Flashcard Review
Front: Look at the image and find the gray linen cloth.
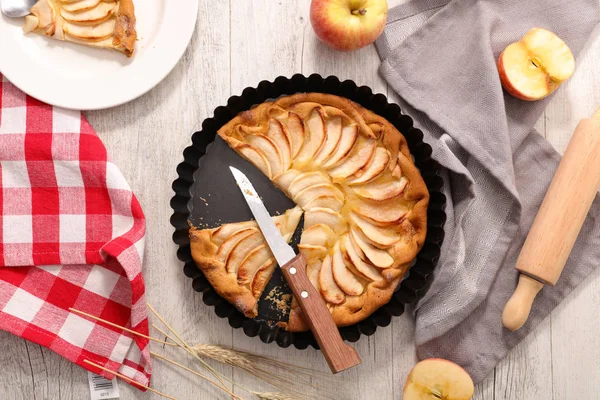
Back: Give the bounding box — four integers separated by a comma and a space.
375, 0, 600, 383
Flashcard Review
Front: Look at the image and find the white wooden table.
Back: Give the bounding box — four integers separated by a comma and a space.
2, 1, 600, 399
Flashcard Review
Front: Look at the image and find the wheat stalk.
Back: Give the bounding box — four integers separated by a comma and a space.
251, 392, 297, 400
192, 344, 338, 400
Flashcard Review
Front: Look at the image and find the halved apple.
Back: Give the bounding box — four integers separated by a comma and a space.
304, 208, 346, 234
245, 135, 283, 176
285, 112, 305, 158
61, 2, 115, 24
328, 137, 377, 179
287, 171, 331, 198
403, 359, 474, 400
304, 195, 344, 212
61, 0, 102, 13
266, 119, 292, 171
498, 27, 575, 101
295, 108, 326, 163
235, 145, 272, 178
348, 147, 390, 185
350, 213, 401, 248
354, 176, 408, 201
293, 184, 344, 209
332, 242, 364, 296
272, 169, 300, 192
322, 124, 358, 168
342, 235, 381, 282
318, 254, 345, 304
216, 228, 257, 264
314, 116, 342, 164
237, 245, 273, 285
350, 228, 393, 268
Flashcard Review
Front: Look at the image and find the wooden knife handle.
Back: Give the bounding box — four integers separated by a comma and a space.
281, 254, 362, 373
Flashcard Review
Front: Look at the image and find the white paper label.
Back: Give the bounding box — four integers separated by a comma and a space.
88, 371, 120, 400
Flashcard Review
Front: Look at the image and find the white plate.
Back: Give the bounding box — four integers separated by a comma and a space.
0, 1, 198, 110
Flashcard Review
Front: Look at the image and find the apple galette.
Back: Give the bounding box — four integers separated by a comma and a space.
190, 93, 429, 332
23, 0, 136, 57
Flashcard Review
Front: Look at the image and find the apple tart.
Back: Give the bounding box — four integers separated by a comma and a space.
190, 93, 429, 332
23, 0, 136, 57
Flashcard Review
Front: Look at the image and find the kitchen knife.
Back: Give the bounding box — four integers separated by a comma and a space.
230, 166, 362, 373
502, 108, 600, 331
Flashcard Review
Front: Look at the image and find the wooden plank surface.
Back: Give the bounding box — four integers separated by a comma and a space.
2, 1, 599, 399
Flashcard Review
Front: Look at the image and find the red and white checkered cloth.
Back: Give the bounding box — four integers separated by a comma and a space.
0, 74, 151, 388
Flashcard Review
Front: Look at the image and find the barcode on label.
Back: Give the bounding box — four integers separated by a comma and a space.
87, 371, 120, 400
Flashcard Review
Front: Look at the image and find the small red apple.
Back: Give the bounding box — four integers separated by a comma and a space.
498, 28, 575, 101
310, 0, 388, 52
403, 358, 475, 400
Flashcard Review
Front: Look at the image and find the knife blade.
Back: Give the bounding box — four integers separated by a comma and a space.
229, 166, 296, 266
230, 166, 362, 374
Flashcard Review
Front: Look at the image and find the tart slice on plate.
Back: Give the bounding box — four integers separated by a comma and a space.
23, 0, 137, 57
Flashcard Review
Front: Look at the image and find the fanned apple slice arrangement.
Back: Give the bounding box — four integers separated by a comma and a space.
189, 93, 429, 332
23, 0, 137, 57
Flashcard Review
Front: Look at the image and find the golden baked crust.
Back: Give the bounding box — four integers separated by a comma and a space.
23, 0, 137, 57
192, 93, 429, 331
190, 207, 303, 318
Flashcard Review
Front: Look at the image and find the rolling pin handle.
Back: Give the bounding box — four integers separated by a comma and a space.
502, 274, 544, 331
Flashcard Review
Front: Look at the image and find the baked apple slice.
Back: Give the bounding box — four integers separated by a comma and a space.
216, 228, 257, 263
332, 242, 364, 296
62, 0, 102, 12
295, 108, 326, 163
237, 145, 272, 178
285, 112, 305, 158
304, 195, 344, 212
61, 2, 115, 23
299, 224, 336, 248
304, 207, 346, 234
350, 228, 394, 268
272, 169, 301, 192
287, 171, 331, 197
237, 245, 274, 285
328, 137, 377, 179
245, 135, 284, 176
225, 231, 264, 274
322, 124, 358, 168
354, 176, 408, 201
342, 235, 381, 282
352, 199, 409, 225
348, 147, 390, 185
318, 254, 345, 304
314, 116, 342, 164
350, 213, 401, 248
293, 184, 344, 209
266, 120, 292, 171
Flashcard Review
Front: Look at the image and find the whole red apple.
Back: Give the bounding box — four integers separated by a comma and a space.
310, 0, 388, 52
498, 28, 575, 101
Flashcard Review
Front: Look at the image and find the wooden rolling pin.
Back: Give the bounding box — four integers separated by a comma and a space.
502, 108, 600, 331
